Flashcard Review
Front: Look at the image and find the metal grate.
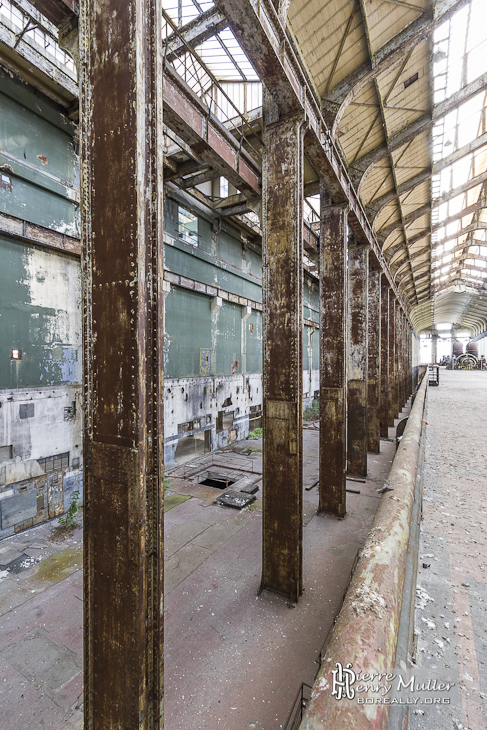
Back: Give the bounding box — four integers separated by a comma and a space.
284, 683, 312, 730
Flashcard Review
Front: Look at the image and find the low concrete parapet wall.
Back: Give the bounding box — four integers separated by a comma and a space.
300, 374, 428, 730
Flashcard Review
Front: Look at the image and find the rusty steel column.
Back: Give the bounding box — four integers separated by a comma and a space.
431, 333, 438, 364
394, 300, 401, 417
379, 282, 389, 437
261, 108, 304, 602
387, 294, 396, 425
319, 190, 348, 516
401, 312, 408, 407
367, 269, 381, 453
347, 240, 369, 477
80, 0, 164, 727
411, 328, 414, 393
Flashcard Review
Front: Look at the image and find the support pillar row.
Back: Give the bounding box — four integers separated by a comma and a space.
319, 191, 348, 517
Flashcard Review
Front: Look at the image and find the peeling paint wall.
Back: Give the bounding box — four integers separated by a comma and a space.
0, 235, 81, 389
0, 69, 82, 538
0, 65, 324, 532
0, 385, 82, 538
162, 193, 321, 467
0, 68, 79, 236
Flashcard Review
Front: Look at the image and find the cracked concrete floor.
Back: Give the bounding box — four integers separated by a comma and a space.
410, 369, 487, 730
0, 423, 403, 730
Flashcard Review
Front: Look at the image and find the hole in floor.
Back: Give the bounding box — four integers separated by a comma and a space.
199, 476, 236, 489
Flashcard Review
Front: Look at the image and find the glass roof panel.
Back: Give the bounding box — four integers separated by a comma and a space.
431, 0, 487, 296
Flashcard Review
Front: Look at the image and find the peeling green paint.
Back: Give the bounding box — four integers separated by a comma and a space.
0, 235, 81, 388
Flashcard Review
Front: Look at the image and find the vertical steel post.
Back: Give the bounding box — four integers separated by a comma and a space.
401, 312, 407, 407
319, 189, 348, 516
431, 334, 438, 364
379, 282, 390, 438
388, 294, 396, 425
367, 269, 381, 453
399, 311, 404, 409
347, 241, 369, 477
80, 0, 164, 726
394, 300, 401, 417
261, 108, 304, 602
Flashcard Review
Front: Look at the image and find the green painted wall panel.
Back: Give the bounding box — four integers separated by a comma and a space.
0, 68, 76, 136
0, 91, 77, 183
0, 176, 78, 235
164, 288, 212, 378
312, 327, 320, 370
248, 248, 262, 279
165, 244, 262, 302
214, 300, 242, 375
218, 229, 243, 268
0, 236, 81, 389
245, 311, 262, 373
303, 326, 310, 370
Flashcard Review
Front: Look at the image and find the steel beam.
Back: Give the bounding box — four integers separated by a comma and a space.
379, 282, 390, 437
322, 0, 469, 137
350, 72, 487, 190
352, 116, 432, 192
26, 0, 76, 26
163, 7, 227, 61
377, 204, 431, 245
213, 0, 412, 326
261, 107, 304, 602
163, 64, 261, 196
368, 169, 432, 223
387, 291, 396, 426
319, 192, 348, 516
79, 0, 164, 726
367, 270, 381, 453
347, 241, 369, 477
432, 171, 487, 208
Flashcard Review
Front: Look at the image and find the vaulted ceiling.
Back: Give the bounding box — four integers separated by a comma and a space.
159, 0, 487, 334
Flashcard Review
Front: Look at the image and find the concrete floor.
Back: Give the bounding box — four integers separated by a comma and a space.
0, 414, 407, 730
409, 369, 487, 730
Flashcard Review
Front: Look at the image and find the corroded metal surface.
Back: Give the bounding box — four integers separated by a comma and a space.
387, 292, 396, 426
379, 282, 389, 437
261, 107, 304, 602
367, 270, 381, 453
80, 0, 164, 726
300, 373, 428, 730
347, 242, 369, 477
319, 192, 348, 517
393, 299, 401, 418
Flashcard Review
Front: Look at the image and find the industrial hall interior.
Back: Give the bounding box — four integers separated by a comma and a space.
1, 0, 487, 728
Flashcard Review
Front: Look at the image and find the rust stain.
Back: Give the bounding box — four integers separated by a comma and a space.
261, 111, 304, 602
319, 191, 348, 517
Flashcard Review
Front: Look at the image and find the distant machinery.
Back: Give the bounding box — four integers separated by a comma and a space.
447, 340, 486, 370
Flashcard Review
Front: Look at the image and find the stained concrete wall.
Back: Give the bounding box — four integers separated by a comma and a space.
0, 236, 82, 389
0, 384, 82, 538
0, 69, 323, 532
0, 68, 82, 537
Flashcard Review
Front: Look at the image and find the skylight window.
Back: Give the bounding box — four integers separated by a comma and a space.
431, 0, 487, 298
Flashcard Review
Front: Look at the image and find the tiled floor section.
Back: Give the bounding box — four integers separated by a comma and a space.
0, 416, 407, 730
410, 369, 487, 730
